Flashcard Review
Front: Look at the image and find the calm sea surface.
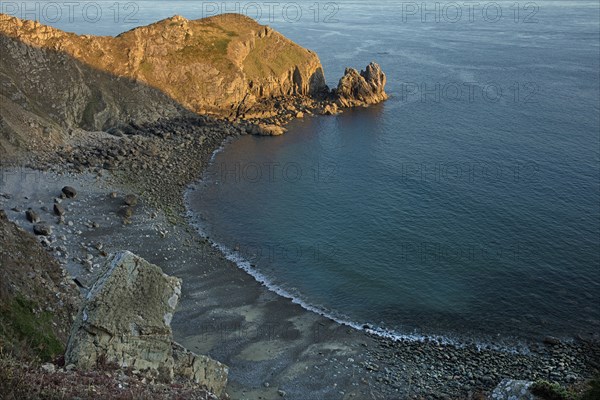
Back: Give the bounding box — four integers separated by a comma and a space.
24, 1, 600, 347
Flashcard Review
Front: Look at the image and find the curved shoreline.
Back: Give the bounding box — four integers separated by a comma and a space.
2, 115, 598, 399
183, 140, 536, 356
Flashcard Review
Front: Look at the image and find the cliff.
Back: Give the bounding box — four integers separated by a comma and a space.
0, 13, 386, 158
0, 13, 326, 117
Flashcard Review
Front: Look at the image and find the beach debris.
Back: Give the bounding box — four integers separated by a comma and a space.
62, 186, 77, 198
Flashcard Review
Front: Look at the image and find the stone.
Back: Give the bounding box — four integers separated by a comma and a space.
488, 379, 535, 400
278, 389, 287, 397
41, 363, 56, 373
118, 206, 134, 219
62, 186, 77, 199
247, 123, 286, 136
33, 223, 52, 236
0, 210, 6, 221
335, 62, 388, 108
65, 251, 228, 395
172, 342, 228, 396
26, 208, 40, 223
323, 103, 339, 115
53, 203, 65, 216
124, 194, 138, 206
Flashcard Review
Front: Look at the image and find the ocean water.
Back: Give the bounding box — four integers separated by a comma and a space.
186, 1, 600, 346
15, 1, 600, 346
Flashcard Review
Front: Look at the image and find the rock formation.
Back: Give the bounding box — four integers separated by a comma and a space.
334, 62, 388, 107
65, 251, 228, 396
0, 12, 388, 156
0, 13, 327, 119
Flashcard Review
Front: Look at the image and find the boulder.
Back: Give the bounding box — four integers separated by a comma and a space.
53, 203, 65, 216
488, 379, 535, 400
334, 62, 388, 108
62, 186, 77, 198
33, 223, 52, 236
247, 123, 286, 136
124, 194, 138, 206
65, 251, 228, 395
25, 208, 39, 223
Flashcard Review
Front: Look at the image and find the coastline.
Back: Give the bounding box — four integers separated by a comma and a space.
1, 115, 598, 399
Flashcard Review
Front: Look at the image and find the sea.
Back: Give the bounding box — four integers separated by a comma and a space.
14, 0, 600, 349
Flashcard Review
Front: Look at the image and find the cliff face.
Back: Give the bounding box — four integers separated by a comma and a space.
0, 13, 327, 117
0, 13, 386, 157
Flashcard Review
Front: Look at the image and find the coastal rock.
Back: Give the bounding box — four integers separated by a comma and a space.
124, 194, 138, 206
247, 123, 287, 136
61, 186, 77, 199
64, 251, 228, 395
53, 203, 65, 216
33, 223, 52, 236
25, 208, 39, 223
488, 379, 535, 400
334, 62, 388, 107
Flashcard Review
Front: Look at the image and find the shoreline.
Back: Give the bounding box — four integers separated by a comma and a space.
184, 145, 536, 356
1, 116, 599, 399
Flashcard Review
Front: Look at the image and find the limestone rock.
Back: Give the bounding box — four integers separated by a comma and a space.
172, 342, 229, 396
335, 62, 388, 107
65, 251, 228, 395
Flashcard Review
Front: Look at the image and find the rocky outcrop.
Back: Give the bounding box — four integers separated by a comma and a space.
65, 251, 228, 396
334, 62, 388, 107
0, 13, 328, 119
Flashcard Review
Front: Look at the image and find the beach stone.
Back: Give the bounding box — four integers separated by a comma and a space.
124, 194, 138, 206
53, 203, 65, 216
65, 251, 228, 395
33, 223, 52, 236
26, 208, 40, 223
62, 186, 77, 198
0, 210, 6, 221
118, 206, 134, 219
488, 379, 535, 400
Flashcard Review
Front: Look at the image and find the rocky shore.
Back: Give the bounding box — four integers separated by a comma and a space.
2, 112, 599, 398
1, 11, 599, 400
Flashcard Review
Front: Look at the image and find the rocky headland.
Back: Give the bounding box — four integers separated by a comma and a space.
0, 12, 387, 158
1, 11, 599, 400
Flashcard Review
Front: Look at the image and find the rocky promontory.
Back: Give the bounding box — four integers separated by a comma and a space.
0, 12, 387, 157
